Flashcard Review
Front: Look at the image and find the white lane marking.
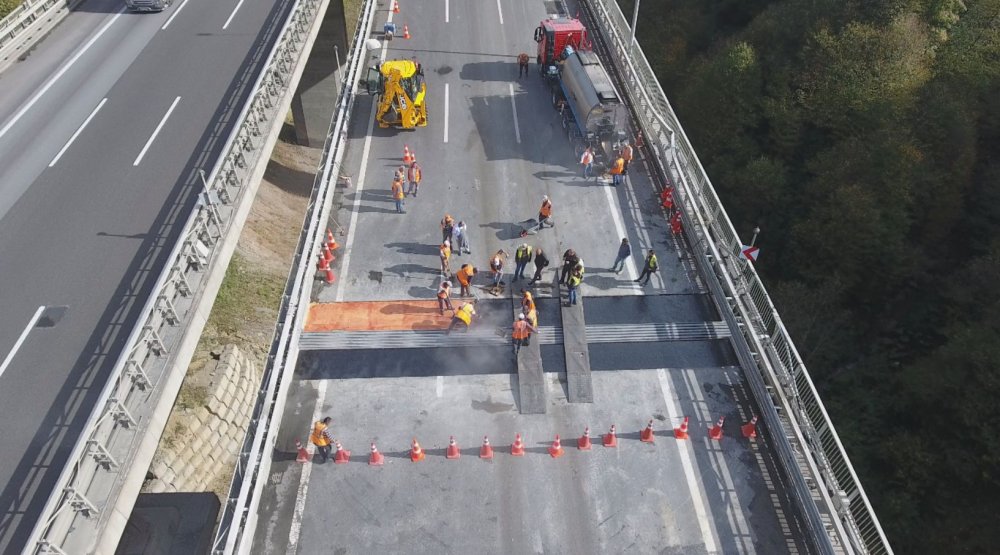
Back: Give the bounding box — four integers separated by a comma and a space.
0, 10, 124, 142
657, 369, 721, 553
508, 83, 520, 144
443, 83, 449, 143
161, 0, 192, 30
222, 0, 247, 30
287, 379, 328, 553
436, 375, 443, 398
496, 0, 503, 24
0, 306, 46, 380
49, 98, 107, 167
445, 0, 449, 22
333, 11, 393, 302
133, 96, 181, 166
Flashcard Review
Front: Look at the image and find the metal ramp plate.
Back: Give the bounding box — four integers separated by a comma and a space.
561, 297, 593, 403
516, 334, 546, 414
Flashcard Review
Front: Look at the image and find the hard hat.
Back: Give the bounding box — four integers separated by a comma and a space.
543, 195, 549, 201
518, 313, 525, 320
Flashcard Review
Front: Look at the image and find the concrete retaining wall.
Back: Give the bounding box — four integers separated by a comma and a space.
146, 346, 259, 493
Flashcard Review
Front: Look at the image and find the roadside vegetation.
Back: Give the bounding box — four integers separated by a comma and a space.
0, 0, 23, 20
623, 0, 1000, 551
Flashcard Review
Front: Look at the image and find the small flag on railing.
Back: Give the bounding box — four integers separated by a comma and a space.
741, 245, 760, 262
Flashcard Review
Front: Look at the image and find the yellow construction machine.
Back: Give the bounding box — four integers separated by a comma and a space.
365, 60, 428, 129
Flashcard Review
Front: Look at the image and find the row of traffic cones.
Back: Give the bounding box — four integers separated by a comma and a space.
315, 228, 340, 284
305, 417, 759, 465
390, 1, 412, 38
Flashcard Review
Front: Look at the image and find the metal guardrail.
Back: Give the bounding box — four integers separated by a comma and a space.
0, 0, 82, 63
210, 0, 379, 552
22, 0, 327, 551
581, 0, 893, 553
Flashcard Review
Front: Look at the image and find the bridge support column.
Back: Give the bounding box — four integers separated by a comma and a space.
290, 0, 349, 146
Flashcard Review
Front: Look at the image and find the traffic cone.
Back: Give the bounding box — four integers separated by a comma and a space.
446, 435, 460, 459
392, 0, 399, 13
741, 416, 758, 439
709, 416, 725, 440
403, 24, 411, 39
295, 439, 311, 463
333, 441, 350, 464
326, 229, 339, 251
640, 419, 655, 443
603, 424, 618, 448
549, 434, 564, 458
511, 433, 525, 456
673, 416, 689, 440
479, 436, 494, 460
577, 427, 592, 450
410, 438, 425, 462
369, 442, 385, 466
324, 267, 335, 285
323, 245, 333, 262
317, 252, 329, 272
403, 145, 413, 164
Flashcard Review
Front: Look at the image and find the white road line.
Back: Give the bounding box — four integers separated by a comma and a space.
0, 306, 46, 380
657, 368, 721, 553
161, 0, 191, 30
443, 83, 449, 143
133, 96, 181, 166
222, 0, 246, 30
496, 0, 503, 24
49, 98, 106, 167
445, 0, 449, 22
436, 375, 444, 398
333, 12, 393, 302
287, 379, 328, 553
0, 10, 124, 142
508, 83, 520, 144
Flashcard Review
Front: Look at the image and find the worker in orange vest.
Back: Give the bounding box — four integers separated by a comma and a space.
406, 161, 422, 196
521, 290, 536, 314
456, 264, 477, 297
580, 146, 594, 179
511, 313, 538, 354
517, 52, 530, 78
621, 141, 634, 173
310, 416, 334, 463
437, 281, 454, 315
439, 239, 452, 276
391, 174, 405, 213
537, 195, 553, 229
447, 301, 477, 334
440, 214, 455, 244
609, 155, 625, 186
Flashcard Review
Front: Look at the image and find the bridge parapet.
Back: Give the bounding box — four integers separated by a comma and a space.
579, 1, 892, 553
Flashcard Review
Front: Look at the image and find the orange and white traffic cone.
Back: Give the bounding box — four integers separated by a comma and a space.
403, 24, 411, 39
674, 416, 689, 440
709, 416, 725, 440
741, 416, 758, 439
603, 424, 618, 448
326, 229, 339, 251
577, 427, 592, 450
511, 433, 525, 456
549, 434, 564, 458
403, 145, 413, 164
295, 439, 311, 463
446, 435, 460, 459
480, 436, 494, 460
316, 253, 335, 285
323, 245, 333, 262
333, 441, 350, 464
640, 419, 655, 443
410, 438, 425, 462
392, 0, 399, 13
369, 442, 385, 466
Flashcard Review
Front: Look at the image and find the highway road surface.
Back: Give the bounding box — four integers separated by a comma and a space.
250, 0, 817, 553
0, 0, 296, 551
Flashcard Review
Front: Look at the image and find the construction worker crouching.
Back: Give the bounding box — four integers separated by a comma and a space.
447, 301, 476, 334
512, 313, 538, 355
310, 416, 334, 463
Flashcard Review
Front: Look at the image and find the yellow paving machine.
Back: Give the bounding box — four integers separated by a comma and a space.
365, 60, 428, 129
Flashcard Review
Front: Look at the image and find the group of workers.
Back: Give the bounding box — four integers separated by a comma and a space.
580, 140, 634, 186
391, 160, 422, 213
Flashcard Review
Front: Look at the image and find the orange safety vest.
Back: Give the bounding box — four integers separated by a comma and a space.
539, 201, 552, 218
456, 304, 474, 325
580, 150, 593, 165
408, 165, 421, 183
518, 53, 529, 65
512, 320, 530, 340
392, 180, 404, 200
437, 287, 449, 299
310, 421, 330, 447
611, 157, 624, 175
457, 266, 474, 285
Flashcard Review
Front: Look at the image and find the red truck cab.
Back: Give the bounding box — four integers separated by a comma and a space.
534, 17, 588, 68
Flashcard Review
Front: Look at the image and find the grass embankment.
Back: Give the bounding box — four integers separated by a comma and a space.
0, 0, 25, 19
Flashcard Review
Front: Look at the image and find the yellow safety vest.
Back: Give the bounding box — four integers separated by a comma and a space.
456, 304, 474, 325
310, 421, 330, 447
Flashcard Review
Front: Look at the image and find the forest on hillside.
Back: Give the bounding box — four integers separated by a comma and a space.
622, 0, 1000, 552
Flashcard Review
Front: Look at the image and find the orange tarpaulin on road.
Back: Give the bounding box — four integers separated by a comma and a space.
304, 301, 452, 332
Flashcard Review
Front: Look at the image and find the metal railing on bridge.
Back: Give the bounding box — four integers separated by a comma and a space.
23, 0, 328, 551
579, 0, 893, 553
